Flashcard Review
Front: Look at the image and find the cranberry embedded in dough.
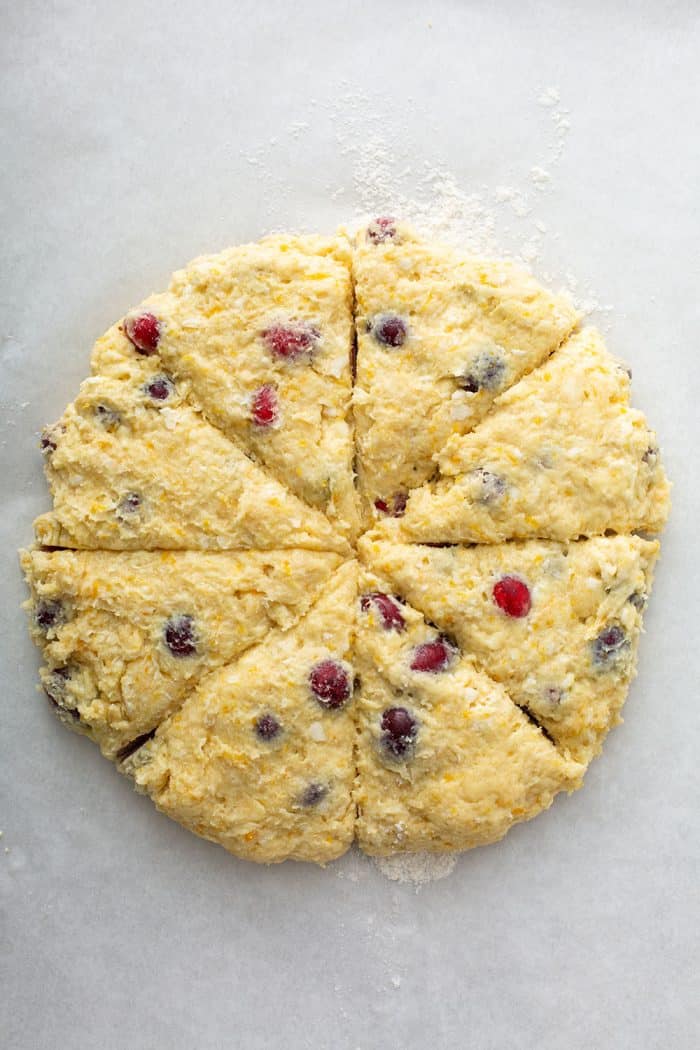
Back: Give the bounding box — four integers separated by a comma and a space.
492, 576, 532, 618
124, 311, 161, 355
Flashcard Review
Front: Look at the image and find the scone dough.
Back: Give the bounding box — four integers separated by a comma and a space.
22, 222, 671, 865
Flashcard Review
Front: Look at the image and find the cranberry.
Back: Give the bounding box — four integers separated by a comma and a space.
380, 707, 418, 758
592, 625, 628, 665
309, 659, 351, 710
410, 637, 456, 673
40, 427, 58, 454
163, 615, 197, 657
300, 783, 327, 807
255, 713, 281, 741
367, 216, 397, 244
470, 468, 506, 504
35, 600, 64, 632
360, 592, 405, 632
374, 491, 408, 517
95, 404, 122, 431
262, 321, 319, 360
460, 349, 506, 393
124, 311, 161, 355
543, 685, 564, 705
251, 384, 279, 427
117, 492, 142, 517
493, 576, 531, 618
144, 375, 175, 401
628, 591, 647, 610
370, 314, 408, 348
44, 667, 79, 719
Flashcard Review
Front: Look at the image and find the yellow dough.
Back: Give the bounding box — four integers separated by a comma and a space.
21, 221, 671, 865
354, 567, 583, 855
35, 373, 347, 553
123, 562, 357, 864
359, 533, 659, 764
92, 236, 359, 541
21, 548, 343, 758
352, 221, 579, 519
383, 327, 671, 544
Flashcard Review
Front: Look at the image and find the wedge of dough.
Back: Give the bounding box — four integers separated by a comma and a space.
21, 548, 343, 758
122, 562, 357, 865
91, 235, 359, 540
383, 327, 671, 544
359, 534, 659, 764
352, 221, 579, 518
354, 567, 583, 855
35, 373, 347, 553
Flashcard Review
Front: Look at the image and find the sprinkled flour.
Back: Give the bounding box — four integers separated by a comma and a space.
373, 851, 458, 886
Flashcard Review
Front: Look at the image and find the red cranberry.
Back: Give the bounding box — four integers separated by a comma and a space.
460, 350, 506, 393
163, 615, 197, 657
374, 491, 408, 517
370, 314, 408, 348
124, 312, 161, 355
410, 637, 456, 673
381, 706, 418, 758
262, 321, 319, 360
255, 713, 281, 741
360, 592, 405, 632
145, 375, 175, 401
367, 217, 397, 244
251, 384, 279, 427
493, 576, 531, 618
309, 659, 351, 710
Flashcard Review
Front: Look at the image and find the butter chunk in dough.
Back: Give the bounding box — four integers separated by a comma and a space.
354, 567, 583, 856
359, 534, 659, 765
35, 373, 347, 553
123, 561, 358, 865
385, 327, 670, 544
21, 548, 343, 758
91, 236, 359, 540
353, 222, 579, 517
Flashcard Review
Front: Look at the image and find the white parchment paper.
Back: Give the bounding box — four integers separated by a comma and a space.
1, 3, 698, 1048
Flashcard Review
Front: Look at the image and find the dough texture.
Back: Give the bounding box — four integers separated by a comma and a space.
22, 223, 670, 864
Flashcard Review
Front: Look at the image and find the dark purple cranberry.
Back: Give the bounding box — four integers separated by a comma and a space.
360, 592, 406, 632
255, 713, 281, 741
374, 491, 408, 518
493, 576, 532, 618
40, 427, 59, 454
35, 600, 64, 632
628, 591, 647, 610
309, 659, 351, 710
124, 311, 161, 355
300, 782, 328, 807
44, 667, 79, 720
262, 321, 320, 360
163, 615, 197, 657
117, 492, 142, 517
592, 624, 628, 666
380, 706, 418, 758
367, 216, 397, 244
410, 637, 456, 673
470, 468, 507, 504
144, 375, 175, 401
460, 349, 506, 393
251, 384, 279, 427
369, 314, 408, 348
95, 404, 122, 431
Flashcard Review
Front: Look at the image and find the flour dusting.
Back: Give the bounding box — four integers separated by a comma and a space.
373, 851, 458, 886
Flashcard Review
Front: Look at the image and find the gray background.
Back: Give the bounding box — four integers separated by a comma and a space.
1, 2, 698, 1048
